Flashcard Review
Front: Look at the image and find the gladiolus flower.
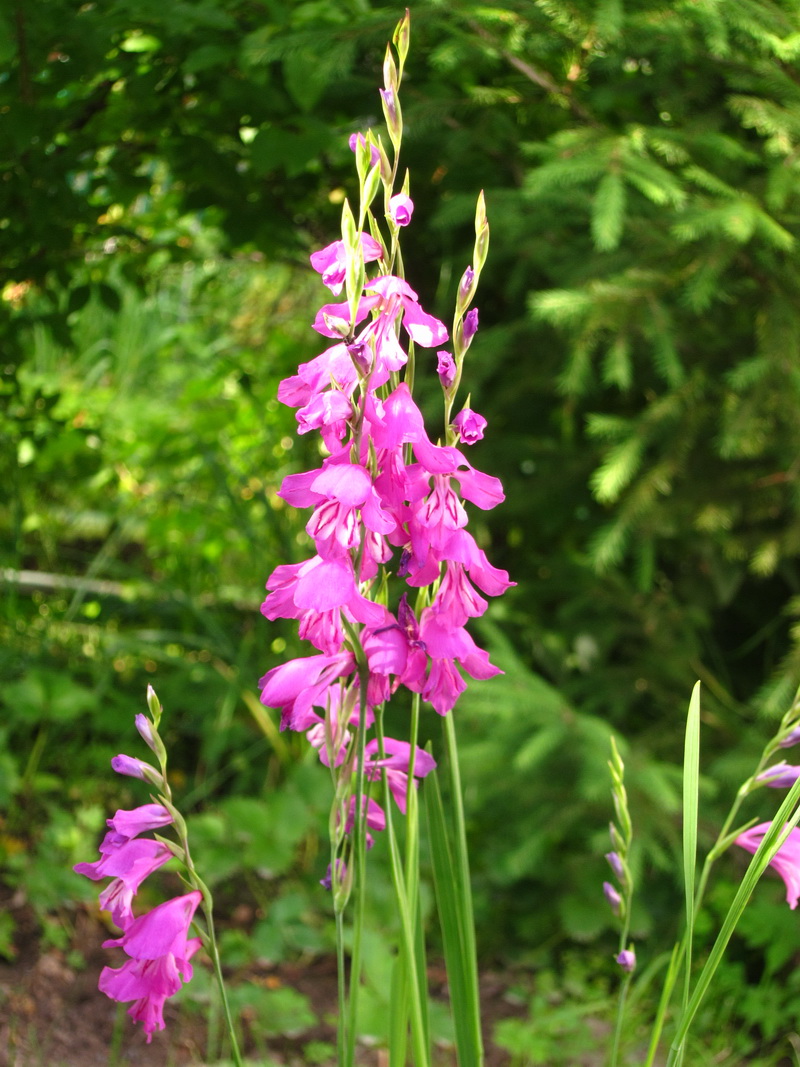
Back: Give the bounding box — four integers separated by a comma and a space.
100, 892, 203, 1043
736, 822, 800, 909
389, 194, 414, 227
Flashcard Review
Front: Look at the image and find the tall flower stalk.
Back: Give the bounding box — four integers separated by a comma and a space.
258, 11, 512, 1063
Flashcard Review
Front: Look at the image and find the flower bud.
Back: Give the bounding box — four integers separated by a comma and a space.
111, 754, 164, 788
322, 312, 353, 339
349, 132, 380, 168
616, 948, 636, 973
603, 881, 622, 916
389, 193, 414, 227
453, 408, 487, 445
437, 350, 456, 390
605, 851, 625, 881
756, 762, 800, 788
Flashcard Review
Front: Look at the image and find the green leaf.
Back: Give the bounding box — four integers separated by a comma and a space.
592, 172, 626, 251
425, 768, 481, 1067
681, 682, 701, 1015
591, 435, 643, 504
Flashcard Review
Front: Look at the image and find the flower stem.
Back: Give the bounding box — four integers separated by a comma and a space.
443, 711, 484, 1066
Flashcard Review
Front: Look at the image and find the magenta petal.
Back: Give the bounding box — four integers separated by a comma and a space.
452, 465, 505, 509
424, 658, 467, 715
402, 300, 449, 348
295, 557, 356, 612
311, 463, 372, 506
736, 822, 800, 908
107, 804, 173, 841
74, 838, 171, 885
110, 754, 153, 780
107, 892, 202, 960
313, 295, 379, 337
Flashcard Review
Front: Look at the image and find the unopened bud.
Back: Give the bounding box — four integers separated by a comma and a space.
603, 881, 622, 916
323, 312, 353, 339
111, 754, 164, 788
616, 948, 636, 973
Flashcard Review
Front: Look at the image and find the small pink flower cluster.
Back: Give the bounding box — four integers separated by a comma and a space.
258, 177, 513, 863
75, 725, 201, 1042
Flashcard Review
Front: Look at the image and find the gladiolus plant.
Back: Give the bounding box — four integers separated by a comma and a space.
257, 12, 512, 1064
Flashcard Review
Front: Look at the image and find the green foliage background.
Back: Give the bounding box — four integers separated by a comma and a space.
4, 0, 800, 1052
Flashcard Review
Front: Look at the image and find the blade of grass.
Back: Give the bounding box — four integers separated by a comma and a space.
680, 681, 701, 1038
425, 765, 481, 1067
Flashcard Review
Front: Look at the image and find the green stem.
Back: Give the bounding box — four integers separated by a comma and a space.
609, 972, 633, 1067
202, 905, 244, 1067
376, 707, 431, 1067
345, 662, 371, 1067
336, 910, 348, 1067
443, 712, 484, 1065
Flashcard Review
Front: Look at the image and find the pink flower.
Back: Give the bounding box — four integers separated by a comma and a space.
100, 891, 203, 1042
389, 194, 414, 227
736, 822, 800, 908
105, 803, 173, 846
310, 234, 384, 295
453, 408, 487, 445
259, 650, 356, 731
364, 737, 436, 812
74, 838, 173, 929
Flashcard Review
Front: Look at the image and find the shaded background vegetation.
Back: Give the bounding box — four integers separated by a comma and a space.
4, 0, 800, 1058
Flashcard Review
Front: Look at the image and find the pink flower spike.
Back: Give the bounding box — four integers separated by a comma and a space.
389, 194, 414, 227
736, 822, 800, 908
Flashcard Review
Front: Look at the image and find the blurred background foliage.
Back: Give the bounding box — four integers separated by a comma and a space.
4, 0, 800, 1055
